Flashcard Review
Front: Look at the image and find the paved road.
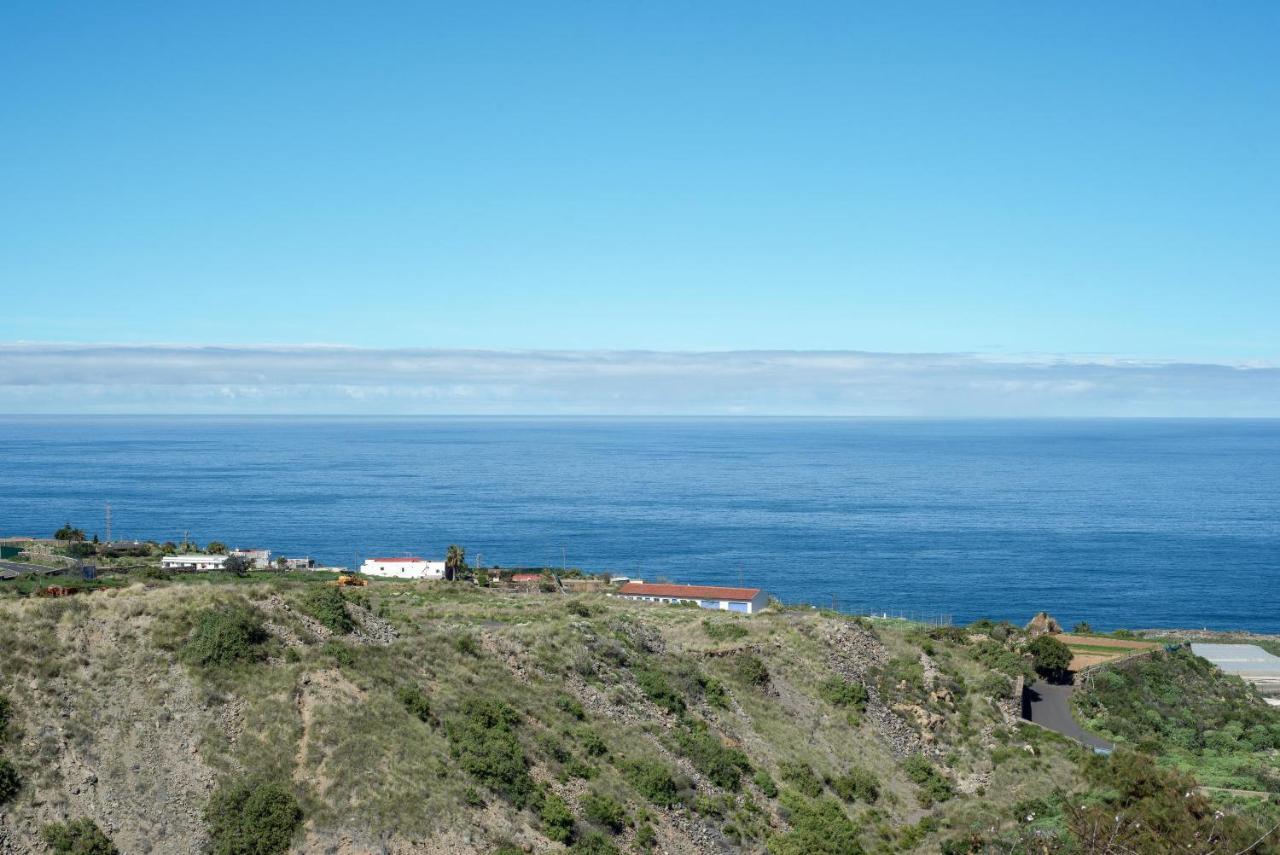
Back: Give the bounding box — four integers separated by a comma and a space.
0, 559, 63, 579
1023, 679, 1112, 751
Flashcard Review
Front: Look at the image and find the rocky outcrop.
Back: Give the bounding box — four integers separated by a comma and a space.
1025, 612, 1062, 637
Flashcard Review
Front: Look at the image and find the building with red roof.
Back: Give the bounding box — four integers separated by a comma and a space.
614, 581, 769, 615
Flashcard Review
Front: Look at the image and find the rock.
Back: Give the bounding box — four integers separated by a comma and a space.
1025, 612, 1062, 637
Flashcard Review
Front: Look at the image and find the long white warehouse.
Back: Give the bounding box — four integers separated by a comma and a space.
359, 556, 445, 580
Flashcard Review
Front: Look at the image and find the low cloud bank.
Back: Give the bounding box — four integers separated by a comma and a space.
0, 345, 1276, 416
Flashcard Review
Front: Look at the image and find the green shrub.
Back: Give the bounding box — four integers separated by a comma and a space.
753, 770, 778, 798
444, 698, 535, 807
703, 620, 748, 642
321, 640, 355, 667
903, 755, 953, 806
634, 824, 657, 850
1027, 635, 1073, 682
0, 758, 21, 804
205, 779, 302, 855
778, 760, 823, 798
570, 830, 621, 854
455, 633, 479, 656
704, 678, 729, 709
300, 586, 353, 634
556, 693, 586, 720
567, 600, 594, 618
769, 795, 863, 855
635, 668, 686, 715
182, 606, 269, 668
397, 685, 431, 722
734, 654, 770, 687
672, 721, 751, 790
623, 758, 680, 807
540, 791, 575, 843
580, 728, 608, 758
817, 678, 867, 710
830, 767, 879, 804
0, 694, 11, 736
582, 792, 627, 832
41, 818, 119, 854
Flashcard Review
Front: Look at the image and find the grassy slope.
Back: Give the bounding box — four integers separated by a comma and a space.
0, 578, 1275, 854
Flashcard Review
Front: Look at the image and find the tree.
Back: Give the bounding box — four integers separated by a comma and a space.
445, 545, 465, 582
55, 523, 86, 542
1028, 634, 1073, 683
275, 556, 288, 571
1073, 621, 1093, 634
206, 541, 227, 554
223, 554, 253, 577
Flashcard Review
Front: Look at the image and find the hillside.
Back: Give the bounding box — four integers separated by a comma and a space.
0, 577, 1277, 854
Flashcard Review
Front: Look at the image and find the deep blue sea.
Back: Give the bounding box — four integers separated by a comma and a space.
1, 417, 1277, 632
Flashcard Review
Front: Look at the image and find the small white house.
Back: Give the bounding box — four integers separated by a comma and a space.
360, 556, 446, 580
282, 557, 317, 570
231, 548, 272, 568
614, 581, 769, 614
161, 554, 228, 572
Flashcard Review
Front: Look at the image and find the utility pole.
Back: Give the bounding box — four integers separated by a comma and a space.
829, 592, 838, 612
562, 545, 566, 576
104, 502, 112, 543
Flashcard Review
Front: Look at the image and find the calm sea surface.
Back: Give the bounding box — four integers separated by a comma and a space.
1, 417, 1277, 632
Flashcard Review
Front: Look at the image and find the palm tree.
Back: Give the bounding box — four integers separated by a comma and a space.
445, 545, 465, 582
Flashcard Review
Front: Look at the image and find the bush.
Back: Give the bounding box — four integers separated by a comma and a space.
778, 761, 823, 798
818, 678, 867, 710
734, 654, 770, 687
769, 795, 863, 855
321, 640, 355, 667
181, 606, 268, 668
0, 758, 21, 804
0, 694, 11, 736
569, 831, 621, 855
703, 619, 748, 642
634, 824, 657, 850
1073, 621, 1093, 634
41, 818, 119, 854
903, 755, 953, 806
567, 600, 594, 618
540, 791, 575, 843
205, 780, 302, 855
300, 586, 353, 634
703, 678, 729, 709
444, 698, 535, 807
672, 721, 751, 790
582, 792, 627, 832
223, 554, 253, 577
753, 770, 778, 798
580, 728, 608, 758
622, 758, 679, 807
454, 633, 479, 656
397, 685, 431, 722
635, 668, 686, 715
830, 766, 879, 804
1028, 635, 1073, 682
556, 693, 586, 720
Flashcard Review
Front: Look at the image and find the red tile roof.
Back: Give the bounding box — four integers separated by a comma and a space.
616, 582, 761, 600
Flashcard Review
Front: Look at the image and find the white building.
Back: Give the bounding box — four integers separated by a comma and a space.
231, 548, 272, 568
614, 581, 770, 614
360, 556, 446, 580
282, 557, 317, 570
161, 554, 228, 571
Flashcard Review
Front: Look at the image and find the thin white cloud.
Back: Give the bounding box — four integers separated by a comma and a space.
0, 344, 1276, 416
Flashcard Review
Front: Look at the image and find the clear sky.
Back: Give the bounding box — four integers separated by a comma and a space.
3, 1, 1277, 359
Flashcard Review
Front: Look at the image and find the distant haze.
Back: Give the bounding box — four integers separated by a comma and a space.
0, 344, 1276, 416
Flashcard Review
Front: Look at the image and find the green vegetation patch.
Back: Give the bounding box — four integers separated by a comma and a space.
903, 755, 953, 806
671, 720, 752, 790
0, 757, 20, 805
703, 619, 748, 642
622, 758, 680, 807
443, 697, 535, 807
181, 605, 269, 668
818, 677, 867, 710
770, 794, 863, 855
41, 818, 119, 855
582, 791, 627, 832
205, 779, 303, 855
300, 585, 354, 634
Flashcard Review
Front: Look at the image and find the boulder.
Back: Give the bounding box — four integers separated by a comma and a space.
1025, 611, 1062, 637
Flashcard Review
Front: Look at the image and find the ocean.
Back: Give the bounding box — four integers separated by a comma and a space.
1, 416, 1277, 632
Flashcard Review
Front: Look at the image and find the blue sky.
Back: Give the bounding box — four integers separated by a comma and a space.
1, 3, 1278, 413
